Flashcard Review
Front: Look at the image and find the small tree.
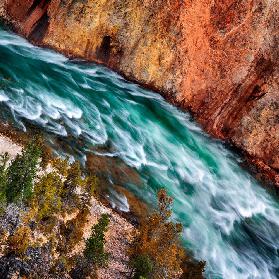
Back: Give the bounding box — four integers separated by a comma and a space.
0, 153, 9, 212
70, 214, 110, 279
32, 172, 63, 221
6, 225, 31, 257
6, 141, 41, 204
60, 205, 91, 254
0, 152, 8, 188
130, 254, 153, 279
61, 161, 83, 210
129, 189, 185, 279
84, 175, 98, 198
84, 213, 110, 267
64, 162, 82, 194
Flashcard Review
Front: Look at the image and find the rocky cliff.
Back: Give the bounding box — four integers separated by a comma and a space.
2, 0, 279, 185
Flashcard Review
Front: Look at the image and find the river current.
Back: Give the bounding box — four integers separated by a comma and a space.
0, 25, 279, 279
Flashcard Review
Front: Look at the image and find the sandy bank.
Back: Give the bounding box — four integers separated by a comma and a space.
0, 135, 22, 159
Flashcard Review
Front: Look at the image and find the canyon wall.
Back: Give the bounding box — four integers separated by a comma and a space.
2, 0, 279, 185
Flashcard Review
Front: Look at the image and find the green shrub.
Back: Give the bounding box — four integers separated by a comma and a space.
0, 153, 9, 213
84, 213, 110, 267
0, 152, 8, 188
130, 254, 153, 279
6, 141, 41, 203
70, 214, 110, 278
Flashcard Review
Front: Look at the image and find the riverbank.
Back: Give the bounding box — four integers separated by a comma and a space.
0, 132, 135, 278
0, 132, 203, 279
0, 120, 148, 225
0, 134, 22, 159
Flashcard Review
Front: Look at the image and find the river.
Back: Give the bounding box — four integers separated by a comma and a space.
0, 25, 279, 279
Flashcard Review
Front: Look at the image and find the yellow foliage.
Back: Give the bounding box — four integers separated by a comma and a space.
84, 175, 98, 197
21, 207, 38, 224
130, 189, 185, 279
32, 172, 63, 221
62, 205, 91, 253
51, 157, 69, 177
7, 225, 31, 257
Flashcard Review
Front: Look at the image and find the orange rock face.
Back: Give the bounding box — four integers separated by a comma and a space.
2, 0, 279, 185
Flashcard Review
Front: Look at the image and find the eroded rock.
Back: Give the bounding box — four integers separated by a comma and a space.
2, 0, 278, 185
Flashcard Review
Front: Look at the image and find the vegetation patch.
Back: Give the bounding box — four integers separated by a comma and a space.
129, 189, 205, 279
0, 139, 105, 278
0, 136, 205, 278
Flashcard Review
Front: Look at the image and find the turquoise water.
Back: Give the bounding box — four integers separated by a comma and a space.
0, 26, 279, 279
